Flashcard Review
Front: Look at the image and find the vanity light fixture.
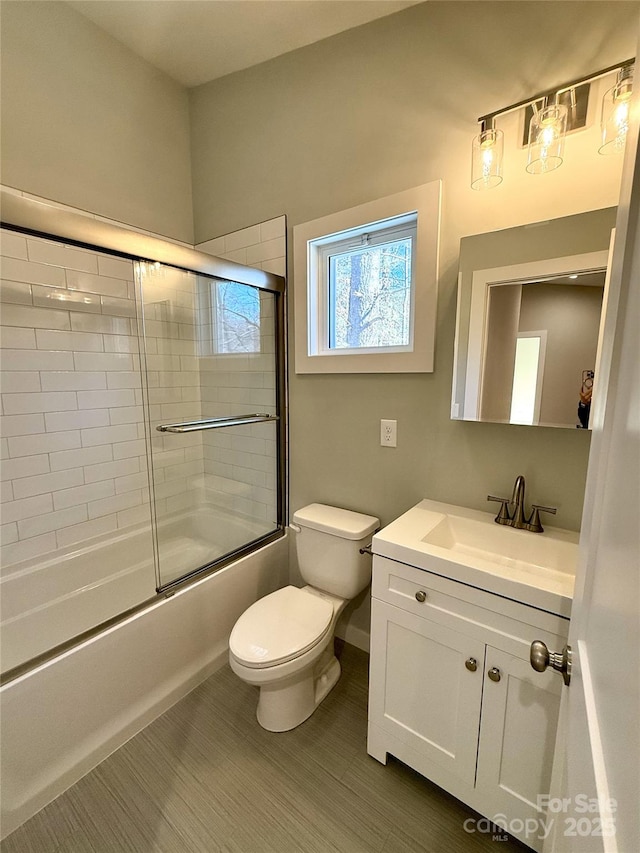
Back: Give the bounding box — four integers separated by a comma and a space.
471, 58, 635, 190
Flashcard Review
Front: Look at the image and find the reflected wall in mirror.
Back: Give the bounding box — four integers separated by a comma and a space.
452, 208, 617, 429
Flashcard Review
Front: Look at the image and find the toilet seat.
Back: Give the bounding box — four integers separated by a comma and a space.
229, 586, 334, 669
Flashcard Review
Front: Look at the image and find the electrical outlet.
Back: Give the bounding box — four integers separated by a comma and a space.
380, 419, 397, 447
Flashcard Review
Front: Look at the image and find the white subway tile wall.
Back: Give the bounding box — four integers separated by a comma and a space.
196, 216, 286, 278
0, 229, 151, 570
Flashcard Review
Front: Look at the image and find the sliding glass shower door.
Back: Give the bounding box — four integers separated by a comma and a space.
136, 262, 283, 588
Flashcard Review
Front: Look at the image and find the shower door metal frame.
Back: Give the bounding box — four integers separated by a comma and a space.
0, 190, 288, 596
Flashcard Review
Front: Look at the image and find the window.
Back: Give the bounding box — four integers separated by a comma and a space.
294, 181, 441, 373
213, 280, 261, 354
197, 278, 263, 356
316, 216, 416, 354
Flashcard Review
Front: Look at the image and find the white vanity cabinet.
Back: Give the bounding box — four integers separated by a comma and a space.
368, 555, 569, 852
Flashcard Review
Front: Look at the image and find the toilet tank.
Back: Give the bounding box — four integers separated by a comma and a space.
292, 504, 379, 599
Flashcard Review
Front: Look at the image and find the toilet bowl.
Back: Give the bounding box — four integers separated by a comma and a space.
229, 585, 346, 731
228, 504, 379, 732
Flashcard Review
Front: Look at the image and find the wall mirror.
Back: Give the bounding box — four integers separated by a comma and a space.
451, 207, 616, 429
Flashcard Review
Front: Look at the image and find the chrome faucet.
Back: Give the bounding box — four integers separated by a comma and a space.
487, 475, 557, 533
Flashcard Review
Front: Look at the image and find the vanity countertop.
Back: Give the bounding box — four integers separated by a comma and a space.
372, 499, 578, 618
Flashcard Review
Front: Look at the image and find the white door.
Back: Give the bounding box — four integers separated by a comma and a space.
543, 61, 640, 853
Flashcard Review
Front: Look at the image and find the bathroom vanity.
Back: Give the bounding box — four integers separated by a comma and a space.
368, 500, 578, 852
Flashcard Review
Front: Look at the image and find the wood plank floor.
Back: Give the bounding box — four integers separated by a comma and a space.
2, 642, 528, 852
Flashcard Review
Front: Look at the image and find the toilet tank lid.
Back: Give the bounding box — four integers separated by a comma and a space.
292, 503, 379, 540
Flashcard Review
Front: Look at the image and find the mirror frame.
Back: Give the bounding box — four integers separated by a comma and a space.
452, 208, 616, 428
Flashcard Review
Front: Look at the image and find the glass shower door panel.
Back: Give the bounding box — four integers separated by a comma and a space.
138, 264, 279, 588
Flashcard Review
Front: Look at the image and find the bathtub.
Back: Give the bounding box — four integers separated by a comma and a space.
0, 531, 288, 838
1, 526, 155, 674
1, 506, 279, 674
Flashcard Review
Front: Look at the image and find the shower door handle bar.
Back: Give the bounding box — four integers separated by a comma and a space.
156, 413, 279, 433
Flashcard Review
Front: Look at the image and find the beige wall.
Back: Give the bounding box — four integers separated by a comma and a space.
189, 1, 637, 534
481, 286, 522, 423
188, 2, 638, 642
0, 1, 194, 243
519, 284, 604, 427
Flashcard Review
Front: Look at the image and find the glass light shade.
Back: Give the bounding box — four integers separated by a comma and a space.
471, 127, 504, 190
599, 69, 633, 155
526, 103, 568, 174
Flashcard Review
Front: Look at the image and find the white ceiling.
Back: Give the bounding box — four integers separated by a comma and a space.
67, 0, 424, 88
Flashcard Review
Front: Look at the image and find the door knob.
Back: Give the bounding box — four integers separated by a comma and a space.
415, 590, 427, 603
530, 640, 572, 686
487, 667, 501, 682
465, 658, 478, 672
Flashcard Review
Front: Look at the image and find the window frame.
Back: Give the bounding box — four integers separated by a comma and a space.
293, 181, 441, 373
319, 217, 417, 355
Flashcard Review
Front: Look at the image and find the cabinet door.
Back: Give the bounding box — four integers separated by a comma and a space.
475, 646, 562, 836
369, 598, 485, 786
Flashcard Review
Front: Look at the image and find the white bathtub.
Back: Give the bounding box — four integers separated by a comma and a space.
0, 531, 288, 838
0, 526, 155, 674
0, 507, 279, 674
156, 505, 277, 585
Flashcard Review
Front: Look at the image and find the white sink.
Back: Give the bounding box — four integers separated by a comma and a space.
372, 499, 579, 617
422, 513, 578, 574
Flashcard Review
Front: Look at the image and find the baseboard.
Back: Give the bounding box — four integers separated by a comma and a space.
335, 622, 370, 653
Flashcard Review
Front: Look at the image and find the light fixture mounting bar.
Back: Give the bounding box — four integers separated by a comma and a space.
478, 57, 635, 125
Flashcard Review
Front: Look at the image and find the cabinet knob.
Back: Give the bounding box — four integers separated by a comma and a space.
415, 590, 427, 603
488, 667, 501, 682
465, 658, 478, 672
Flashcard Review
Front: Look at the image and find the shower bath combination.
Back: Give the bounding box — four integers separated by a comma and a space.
0, 192, 287, 678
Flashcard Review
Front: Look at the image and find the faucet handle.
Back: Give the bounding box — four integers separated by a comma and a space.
487, 495, 511, 525
526, 504, 557, 533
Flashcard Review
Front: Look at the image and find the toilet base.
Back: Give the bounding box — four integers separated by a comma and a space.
256, 648, 341, 732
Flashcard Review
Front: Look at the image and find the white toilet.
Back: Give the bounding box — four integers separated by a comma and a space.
229, 503, 379, 732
